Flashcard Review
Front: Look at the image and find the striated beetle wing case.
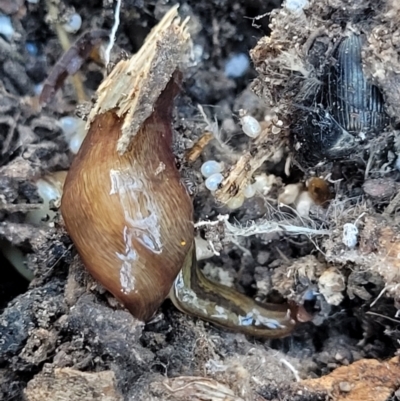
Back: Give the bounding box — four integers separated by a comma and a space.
293, 33, 389, 164
327, 34, 388, 135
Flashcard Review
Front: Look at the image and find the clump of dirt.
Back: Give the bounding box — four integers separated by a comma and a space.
1, 0, 400, 400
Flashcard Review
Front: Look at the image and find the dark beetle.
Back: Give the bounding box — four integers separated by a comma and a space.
293, 33, 389, 163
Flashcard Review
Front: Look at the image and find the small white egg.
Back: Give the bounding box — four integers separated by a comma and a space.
69, 133, 85, 154
58, 116, 86, 153
58, 116, 80, 136
225, 53, 250, 78
243, 184, 256, 198
295, 191, 314, 217
227, 194, 245, 210
205, 173, 223, 191
241, 115, 261, 138
278, 183, 302, 205
201, 160, 223, 178
63, 13, 82, 33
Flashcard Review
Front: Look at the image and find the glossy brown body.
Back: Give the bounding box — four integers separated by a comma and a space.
61, 79, 194, 321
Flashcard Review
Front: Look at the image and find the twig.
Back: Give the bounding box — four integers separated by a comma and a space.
366, 311, 400, 324
369, 285, 389, 307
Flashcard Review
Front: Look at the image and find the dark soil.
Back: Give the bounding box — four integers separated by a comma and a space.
1, 0, 400, 400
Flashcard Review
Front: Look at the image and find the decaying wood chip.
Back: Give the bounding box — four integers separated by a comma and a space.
214, 123, 286, 204
86, 4, 191, 155
298, 357, 400, 401
185, 131, 214, 163
24, 367, 123, 401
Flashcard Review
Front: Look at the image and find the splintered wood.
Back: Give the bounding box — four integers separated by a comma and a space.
86, 4, 191, 155
215, 121, 286, 204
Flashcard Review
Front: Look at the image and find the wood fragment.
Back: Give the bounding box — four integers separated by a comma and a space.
215, 123, 286, 204
86, 4, 191, 155
185, 131, 214, 163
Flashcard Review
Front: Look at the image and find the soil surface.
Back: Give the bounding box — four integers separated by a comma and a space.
1, 0, 400, 400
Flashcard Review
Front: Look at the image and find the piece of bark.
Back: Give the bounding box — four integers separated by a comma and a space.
298, 357, 400, 401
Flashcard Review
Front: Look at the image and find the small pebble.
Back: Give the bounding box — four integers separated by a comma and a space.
63, 12, 82, 33
201, 160, 223, 178
342, 223, 358, 248
195, 237, 214, 261
205, 173, 223, 191
339, 382, 352, 393
0, 15, 14, 40
224, 53, 250, 78
363, 178, 397, 200
241, 115, 261, 138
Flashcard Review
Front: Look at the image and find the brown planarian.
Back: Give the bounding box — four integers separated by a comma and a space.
61, 74, 304, 337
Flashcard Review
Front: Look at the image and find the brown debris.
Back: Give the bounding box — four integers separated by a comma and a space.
318, 267, 346, 306
363, 177, 398, 200
24, 367, 123, 401
185, 131, 214, 163
214, 121, 286, 204
2, 0, 400, 400
299, 357, 400, 401
325, 214, 400, 299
